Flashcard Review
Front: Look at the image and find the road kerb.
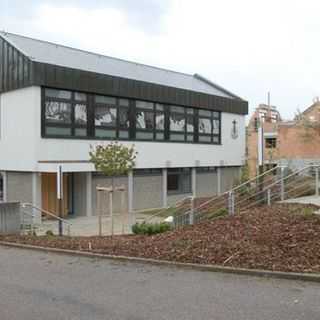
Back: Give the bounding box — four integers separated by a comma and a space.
1, 240, 320, 283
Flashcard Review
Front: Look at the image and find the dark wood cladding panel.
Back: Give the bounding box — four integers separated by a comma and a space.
1, 52, 248, 114
0, 37, 33, 93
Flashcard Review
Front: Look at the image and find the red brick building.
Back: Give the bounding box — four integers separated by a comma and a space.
247, 101, 320, 178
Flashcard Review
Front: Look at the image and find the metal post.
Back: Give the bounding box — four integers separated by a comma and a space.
280, 167, 285, 201
97, 187, 102, 237
109, 190, 114, 236
190, 197, 194, 225
267, 188, 271, 206
120, 188, 125, 234
316, 166, 319, 196
228, 191, 235, 215
57, 165, 63, 236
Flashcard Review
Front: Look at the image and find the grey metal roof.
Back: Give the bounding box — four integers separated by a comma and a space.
0, 32, 240, 99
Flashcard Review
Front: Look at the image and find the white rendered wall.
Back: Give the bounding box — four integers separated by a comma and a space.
0, 87, 246, 173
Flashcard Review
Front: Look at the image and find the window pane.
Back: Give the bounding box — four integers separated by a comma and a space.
170, 113, 185, 131
186, 116, 194, 133
156, 103, 164, 111
75, 128, 87, 136
45, 127, 71, 136
75, 92, 87, 101
156, 132, 164, 140
45, 101, 71, 124
170, 133, 185, 141
95, 95, 116, 105
136, 111, 154, 129
171, 106, 184, 113
119, 130, 129, 139
212, 119, 220, 134
136, 131, 153, 140
199, 109, 211, 117
187, 108, 194, 114
136, 100, 154, 110
95, 106, 117, 126
213, 111, 220, 118
187, 134, 194, 142
95, 128, 116, 138
119, 99, 129, 107
75, 104, 87, 125
119, 108, 129, 128
167, 174, 179, 191
213, 136, 220, 143
45, 88, 71, 99
199, 135, 211, 142
199, 118, 211, 134
155, 113, 165, 130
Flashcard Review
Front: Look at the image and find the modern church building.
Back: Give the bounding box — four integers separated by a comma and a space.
0, 32, 248, 217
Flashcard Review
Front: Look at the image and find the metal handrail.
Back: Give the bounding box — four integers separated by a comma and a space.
192, 165, 281, 215
21, 203, 72, 236
142, 196, 193, 223
262, 164, 319, 192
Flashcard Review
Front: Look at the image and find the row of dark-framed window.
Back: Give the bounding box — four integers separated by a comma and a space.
42, 87, 221, 144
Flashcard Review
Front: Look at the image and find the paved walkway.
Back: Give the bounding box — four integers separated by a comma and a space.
281, 195, 320, 214
40, 212, 164, 236
0, 246, 319, 320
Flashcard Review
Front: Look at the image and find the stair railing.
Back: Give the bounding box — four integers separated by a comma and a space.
21, 203, 72, 236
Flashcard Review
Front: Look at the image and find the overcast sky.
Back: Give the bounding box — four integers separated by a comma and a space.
2, 0, 320, 119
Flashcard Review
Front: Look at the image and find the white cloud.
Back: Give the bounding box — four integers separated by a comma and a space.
1, 0, 320, 119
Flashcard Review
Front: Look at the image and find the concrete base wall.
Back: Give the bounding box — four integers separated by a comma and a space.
6, 171, 33, 203
73, 173, 87, 217
167, 193, 192, 206
0, 202, 21, 234
133, 174, 163, 210
220, 167, 241, 193
92, 175, 128, 215
196, 172, 218, 197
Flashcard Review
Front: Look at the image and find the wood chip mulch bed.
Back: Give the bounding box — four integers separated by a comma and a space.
1, 203, 320, 273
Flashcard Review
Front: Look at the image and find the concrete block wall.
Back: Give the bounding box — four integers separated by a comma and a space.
196, 171, 218, 197
92, 175, 128, 215
6, 171, 33, 203
73, 172, 87, 217
220, 167, 241, 193
133, 174, 163, 210
0, 202, 21, 234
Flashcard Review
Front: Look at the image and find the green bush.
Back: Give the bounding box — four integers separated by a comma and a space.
45, 230, 54, 237
132, 222, 172, 235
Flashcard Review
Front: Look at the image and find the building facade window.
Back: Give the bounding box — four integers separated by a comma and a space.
44, 88, 88, 137
42, 87, 221, 144
167, 168, 192, 194
265, 137, 277, 148
198, 110, 220, 143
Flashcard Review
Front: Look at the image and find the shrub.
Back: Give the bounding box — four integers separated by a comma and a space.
132, 222, 172, 235
45, 230, 54, 237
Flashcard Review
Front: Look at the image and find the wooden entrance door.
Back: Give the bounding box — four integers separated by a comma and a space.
41, 173, 69, 218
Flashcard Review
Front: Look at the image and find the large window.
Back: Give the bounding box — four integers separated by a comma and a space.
167, 168, 192, 194
135, 101, 165, 140
94, 96, 130, 139
198, 110, 220, 143
44, 88, 87, 137
42, 88, 221, 144
169, 106, 195, 142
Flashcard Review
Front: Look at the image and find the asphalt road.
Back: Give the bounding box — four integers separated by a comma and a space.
0, 246, 319, 320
